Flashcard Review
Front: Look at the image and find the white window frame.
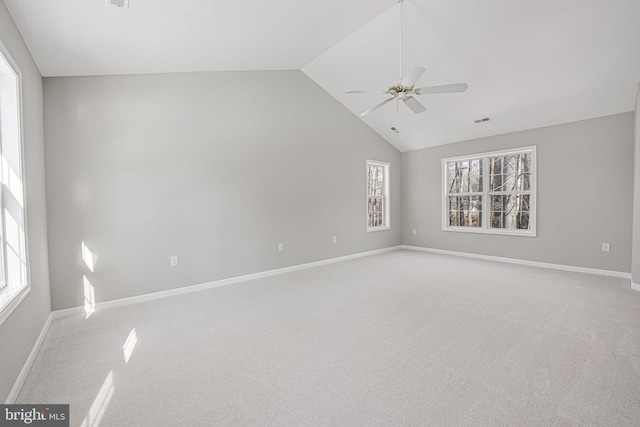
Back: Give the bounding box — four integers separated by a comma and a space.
366, 159, 391, 232
441, 146, 537, 237
0, 40, 31, 327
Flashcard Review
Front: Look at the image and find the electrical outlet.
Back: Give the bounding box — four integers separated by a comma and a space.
601, 243, 610, 252
170, 256, 178, 267
412, 229, 417, 235
278, 243, 284, 252
332, 236, 337, 244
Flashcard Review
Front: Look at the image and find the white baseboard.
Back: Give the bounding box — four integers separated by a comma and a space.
401, 245, 631, 279
52, 245, 403, 320
632, 283, 640, 292
5, 312, 53, 404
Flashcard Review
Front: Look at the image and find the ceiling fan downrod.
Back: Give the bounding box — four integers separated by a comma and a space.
345, 0, 469, 116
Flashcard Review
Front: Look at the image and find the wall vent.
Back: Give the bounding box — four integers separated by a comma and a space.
106, 0, 130, 8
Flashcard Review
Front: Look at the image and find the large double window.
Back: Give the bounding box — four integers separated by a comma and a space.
442, 147, 536, 236
0, 42, 29, 326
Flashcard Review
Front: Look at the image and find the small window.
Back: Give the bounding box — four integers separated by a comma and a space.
442, 147, 536, 236
366, 160, 390, 231
0, 42, 30, 326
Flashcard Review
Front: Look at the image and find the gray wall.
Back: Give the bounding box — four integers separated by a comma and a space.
632, 84, 640, 284
0, 2, 51, 402
402, 113, 634, 273
44, 71, 401, 310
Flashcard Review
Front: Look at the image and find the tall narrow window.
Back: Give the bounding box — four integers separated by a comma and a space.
366, 160, 390, 231
442, 147, 536, 236
0, 42, 29, 326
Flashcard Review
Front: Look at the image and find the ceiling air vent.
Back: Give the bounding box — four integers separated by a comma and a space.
106, 0, 130, 8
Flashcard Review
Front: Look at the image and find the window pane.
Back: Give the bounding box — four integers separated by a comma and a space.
469, 159, 482, 193
447, 164, 457, 193
517, 211, 530, 229
448, 196, 458, 211
376, 167, 384, 194
447, 159, 482, 194
367, 165, 385, 196
447, 162, 462, 193
449, 195, 482, 227
490, 194, 501, 212
460, 210, 471, 227
492, 157, 502, 174
460, 196, 469, 210
490, 194, 531, 230
490, 211, 502, 228
489, 153, 531, 192
522, 173, 531, 191
470, 195, 482, 212
490, 172, 503, 192
449, 210, 459, 227
367, 197, 385, 228
469, 195, 482, 227
517, 195, 531, 229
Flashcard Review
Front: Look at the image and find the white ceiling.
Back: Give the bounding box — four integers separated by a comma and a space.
2, 0, 393, 75
4, 0, 640, 152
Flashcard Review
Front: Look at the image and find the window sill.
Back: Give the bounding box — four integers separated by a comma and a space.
367, 226, 391, 233
442, 226, 536, 237
0, 285, 30, 327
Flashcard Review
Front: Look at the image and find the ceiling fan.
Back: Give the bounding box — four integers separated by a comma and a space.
346, 0, 468, 117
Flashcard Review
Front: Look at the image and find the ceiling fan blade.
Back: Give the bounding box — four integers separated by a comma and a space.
361, 97, 395, 116
346, 90, 389, 94
414, 83, 468, 95
401, 66, 426, 87
403, 96, 426, 114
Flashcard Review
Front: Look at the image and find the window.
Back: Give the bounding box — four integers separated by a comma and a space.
0, 42, 29, 326
366, 160, 390, 231
442, 146, 536, 236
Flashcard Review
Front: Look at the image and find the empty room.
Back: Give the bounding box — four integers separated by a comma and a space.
1, 0, 640, 425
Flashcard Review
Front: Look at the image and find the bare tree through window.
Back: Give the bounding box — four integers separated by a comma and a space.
446, 158, 483, 227
489, 153, 532, 230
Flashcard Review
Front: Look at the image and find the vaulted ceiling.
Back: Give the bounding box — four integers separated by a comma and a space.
4, 0, 640, 151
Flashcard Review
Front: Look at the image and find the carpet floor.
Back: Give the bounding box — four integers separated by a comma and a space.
16, 250, 640, 426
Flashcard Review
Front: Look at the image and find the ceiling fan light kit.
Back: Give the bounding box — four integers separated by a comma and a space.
346, 0, 468, 117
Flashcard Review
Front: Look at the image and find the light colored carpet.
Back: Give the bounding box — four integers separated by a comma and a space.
17, 250, 640, 426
